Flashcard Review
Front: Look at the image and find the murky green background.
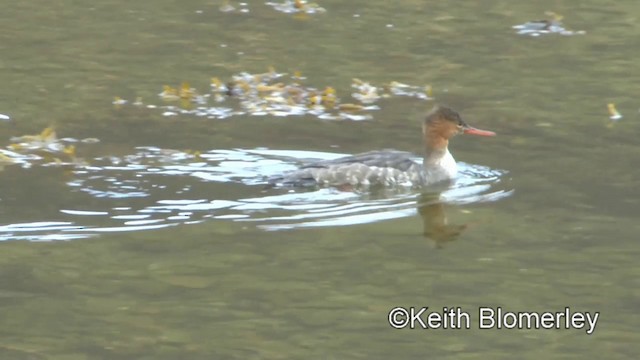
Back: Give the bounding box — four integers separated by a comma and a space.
2, 0, 640, 358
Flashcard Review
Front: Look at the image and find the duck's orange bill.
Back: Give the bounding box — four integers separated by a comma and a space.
463, 127, 496, 136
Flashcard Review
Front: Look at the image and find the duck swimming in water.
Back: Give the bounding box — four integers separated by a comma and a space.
268, 105, 496, 188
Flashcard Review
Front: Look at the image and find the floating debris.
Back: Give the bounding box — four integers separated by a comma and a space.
112, 97, 127, 107
0, 151, 18, 168
292, 70, 306, 81
352, 79, 381, 104
0, 114, 10, 121
124, 146, 202, 164
338, 103, 365, 112
386, 81, 434, 100
266, 0, 326, 14
513, 12, 585, 37
219, 0, 235, 13
339, 113, 373, 121
10, 127, 61, 152
607, 103, 622, 121
219, 0, 250, 14
157, 82, 209, 108
114, 67, 434, 121
2, 127, 99, 169
351, 79, 435, 103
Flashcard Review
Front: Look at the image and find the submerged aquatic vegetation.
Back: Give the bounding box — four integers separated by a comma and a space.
513, 12, 585, 37
114, 67, 435, 121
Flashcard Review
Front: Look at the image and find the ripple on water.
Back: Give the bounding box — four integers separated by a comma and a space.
0, 148, 513, 241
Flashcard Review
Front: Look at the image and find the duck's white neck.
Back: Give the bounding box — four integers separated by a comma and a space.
423, 147, 457, 184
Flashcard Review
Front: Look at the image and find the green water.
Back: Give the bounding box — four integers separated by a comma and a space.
1, 0, 639, 358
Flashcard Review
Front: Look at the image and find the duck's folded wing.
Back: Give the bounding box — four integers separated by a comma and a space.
268, 150, 420, 187
301, 150, 416, 171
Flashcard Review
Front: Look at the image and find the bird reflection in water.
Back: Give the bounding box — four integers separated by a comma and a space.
363, 182, 469, 248
416, 191, 467, 248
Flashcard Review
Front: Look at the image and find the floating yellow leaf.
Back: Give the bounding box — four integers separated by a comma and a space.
63, 145, 76, 157
219, 0, 235, 13
323, 86, 336, 96
40, 127, 57, 142
425, 85, 433, 98
607, 103, 622, 120
339, 103, 364, 112
112, 96, 127, 106
160, 85, 179, 101
256, 83, 284, 92
211, 77, 222, 90
180, 82, 194, 100
544, 11, 564, 22
0, 153, 16, 165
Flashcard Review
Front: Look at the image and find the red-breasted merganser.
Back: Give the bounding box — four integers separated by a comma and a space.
269, 106, 496, 187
